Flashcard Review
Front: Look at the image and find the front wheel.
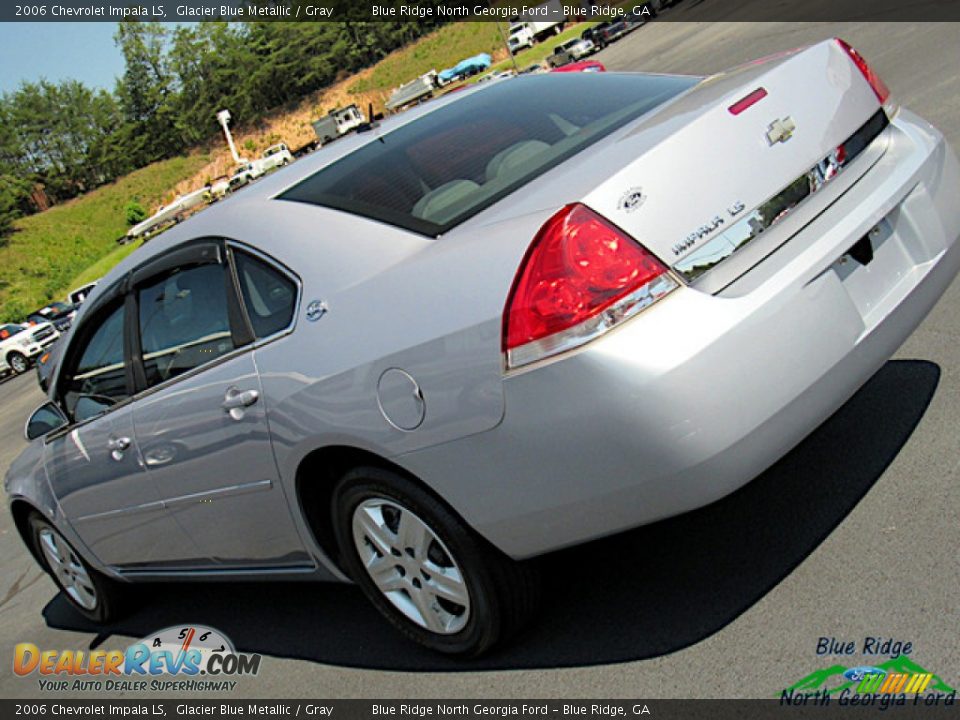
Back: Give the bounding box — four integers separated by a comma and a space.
333, 467, 540, 656
8, 352, 28, 374
28, 513, 126, 623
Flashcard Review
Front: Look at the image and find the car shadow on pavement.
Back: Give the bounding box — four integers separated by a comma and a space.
43, 359, 940, 671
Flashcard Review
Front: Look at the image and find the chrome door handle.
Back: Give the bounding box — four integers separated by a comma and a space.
222, 387, 259, 420
108, 436, 131, 461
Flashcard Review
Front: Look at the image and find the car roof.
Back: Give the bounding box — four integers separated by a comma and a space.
91, 70, 712, 298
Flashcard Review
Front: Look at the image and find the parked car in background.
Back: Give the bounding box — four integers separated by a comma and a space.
8, 41, 960, 658
26, 301, 76, 332
229, 162, 259, 191
506, 1, 566, 53
547, 38, 595, 68
592, 18, 635, 45
34, 341, 60, 392
580, 22, 613, 50
507, 20, 565, 53
476, 70, 516, 84
256, 144, 293, 174
518, 63, 547, 75
387, 72, 441, 112
207, 175, 231, 202
551, 59, 606, 73
312, 105, 367, 144
0, 322, 58, 375
67, 281, 98, 307
438, 54, 493, 85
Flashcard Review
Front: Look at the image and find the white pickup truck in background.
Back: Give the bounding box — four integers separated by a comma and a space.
0, 321, 59, 375
507, 0, 567, 53
255, 143, 293, 174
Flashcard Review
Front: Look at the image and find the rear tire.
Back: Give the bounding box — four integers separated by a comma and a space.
8, 352, 28, 374
28, 513, 127, 624
332, 467, 540, 656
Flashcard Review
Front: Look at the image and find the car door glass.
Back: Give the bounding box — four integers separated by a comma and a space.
62, 303, 127, 422
138, 263, 236, 387
233, 250, 297, 338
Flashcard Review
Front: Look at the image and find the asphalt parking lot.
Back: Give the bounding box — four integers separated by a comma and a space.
2, 20, 959, 700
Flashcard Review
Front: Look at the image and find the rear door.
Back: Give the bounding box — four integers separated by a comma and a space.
128, 240, 307, 568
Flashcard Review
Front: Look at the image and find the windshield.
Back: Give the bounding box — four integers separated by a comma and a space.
279, 74, 697, 236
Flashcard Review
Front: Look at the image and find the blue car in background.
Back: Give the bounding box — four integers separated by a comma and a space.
438, 53, 491, 84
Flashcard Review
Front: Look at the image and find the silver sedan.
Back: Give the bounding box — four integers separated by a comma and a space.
6, 39, 960, 656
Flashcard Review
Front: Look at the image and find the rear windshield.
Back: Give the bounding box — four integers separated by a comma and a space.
279, 73, 697, 236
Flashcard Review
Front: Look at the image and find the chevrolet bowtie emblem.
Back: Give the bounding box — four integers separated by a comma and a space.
766, 116, 796, 145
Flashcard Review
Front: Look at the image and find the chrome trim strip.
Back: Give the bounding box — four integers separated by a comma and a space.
163, 478, 273, 510
74, 499, 166, 524
673, 110, 890, 283
74, 479, 273, 523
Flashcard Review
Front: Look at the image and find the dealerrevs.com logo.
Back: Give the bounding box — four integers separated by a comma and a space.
14, 625, 261, 692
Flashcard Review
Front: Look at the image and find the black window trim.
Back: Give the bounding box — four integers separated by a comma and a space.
126, 237, 255, 398
52, 287, 135, 433
49, 237, 265, 432
225, 239, 302, 348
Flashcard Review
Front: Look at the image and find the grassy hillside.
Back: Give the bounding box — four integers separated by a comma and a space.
0, 20, 595, 322
348, 22, 505, 94
0, 154, 208, 322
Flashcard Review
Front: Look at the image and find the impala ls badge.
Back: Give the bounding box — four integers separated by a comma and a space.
766, 116, 796, 145
618, 187, 646, 213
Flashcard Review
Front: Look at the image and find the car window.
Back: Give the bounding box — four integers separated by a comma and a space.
137, 263, 236, 387
279, 73, 698, 236
62, 303, 127, 422
233, 250, 297, 338
0, 324, 22, 339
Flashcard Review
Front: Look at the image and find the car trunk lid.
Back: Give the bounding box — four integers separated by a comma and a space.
582, 39, 889, 292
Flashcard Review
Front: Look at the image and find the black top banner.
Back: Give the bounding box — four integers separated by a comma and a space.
3, 0, 960, 23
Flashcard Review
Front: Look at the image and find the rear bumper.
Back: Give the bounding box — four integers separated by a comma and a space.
398, 109, 960, 559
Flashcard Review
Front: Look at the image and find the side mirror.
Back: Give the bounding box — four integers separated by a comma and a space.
25, 402, 68, 441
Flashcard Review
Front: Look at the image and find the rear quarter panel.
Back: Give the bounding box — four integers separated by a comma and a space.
216, 201, 547, 490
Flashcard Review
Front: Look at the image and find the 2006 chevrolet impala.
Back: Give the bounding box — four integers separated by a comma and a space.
6, 39, 960, 655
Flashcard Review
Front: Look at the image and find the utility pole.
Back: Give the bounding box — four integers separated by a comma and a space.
217, 109, 241, 163
487, 0, 520, 73
496, 19, 520, 73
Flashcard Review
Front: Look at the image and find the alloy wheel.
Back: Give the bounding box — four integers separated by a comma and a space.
38, 527, 98, 610
352, 498, 470, 634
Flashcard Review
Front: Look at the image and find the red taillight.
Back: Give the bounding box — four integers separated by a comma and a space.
503, 203, 676, 368
835, 38, 891, 104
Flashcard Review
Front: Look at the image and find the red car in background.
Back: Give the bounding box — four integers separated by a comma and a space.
551, 60, 606, 73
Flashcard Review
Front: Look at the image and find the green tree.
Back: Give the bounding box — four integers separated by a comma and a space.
114, 21, 184, 166
0, 173, 31, 237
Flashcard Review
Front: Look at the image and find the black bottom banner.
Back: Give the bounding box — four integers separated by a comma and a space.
3, 698, 958, 719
